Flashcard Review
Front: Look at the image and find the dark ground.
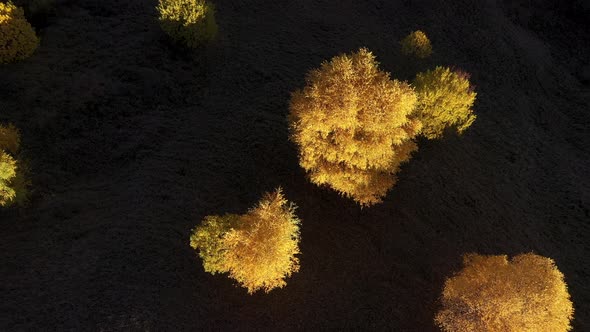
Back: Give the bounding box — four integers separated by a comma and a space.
1, 0, 589, 330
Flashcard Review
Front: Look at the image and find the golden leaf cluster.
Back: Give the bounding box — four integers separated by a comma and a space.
436, 253, 574, 332
190, 188, 301, 294
190, 213, 240, 274
0, 124, 20, 206
289, 48, 422, 206
0, 150, 17, 206
157, 0, 217, 48
400, 30, 432, 58
413, 66, 477, 139
0, 1, 38, 63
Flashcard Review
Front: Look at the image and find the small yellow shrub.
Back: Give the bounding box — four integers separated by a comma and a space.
289, 48, 422, 206
412, 66, 476, 139
190, 188, 301, 294
157, 0, 217, 48
435, 253, 574, 332
0, 123, 29, 207
0, 150, 17, 206
0, 1, 39, 63
400, 30, 432, 58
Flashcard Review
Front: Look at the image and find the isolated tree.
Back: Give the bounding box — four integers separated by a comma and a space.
289, 48, 422, 206
0, 1, 39, 63
400, 30, 432, 58
435, 253, 574, 332
157, 0, 217, 48
190, 188, 301, 294
413, 66, 476, 139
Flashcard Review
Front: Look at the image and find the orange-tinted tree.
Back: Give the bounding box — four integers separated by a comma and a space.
190, 188, 301, 294
289, 48, 422, 206
435, 253, 574, 332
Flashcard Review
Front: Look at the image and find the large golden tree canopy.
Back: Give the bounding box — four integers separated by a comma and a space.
289, 48, 421, 206
436, 253, 574, 332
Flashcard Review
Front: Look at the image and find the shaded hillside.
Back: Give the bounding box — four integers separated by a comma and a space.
1, 0, 589, 330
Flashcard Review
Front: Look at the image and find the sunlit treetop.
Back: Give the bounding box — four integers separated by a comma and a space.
436, 253, 574, 332
0, 1, 22, 23
289, 48, 421, 206
157, 0, 210, 26
190, 188, 301, 294
156, 0, 217, 48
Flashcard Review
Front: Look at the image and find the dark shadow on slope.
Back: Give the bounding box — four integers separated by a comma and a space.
1, 0, 589, 330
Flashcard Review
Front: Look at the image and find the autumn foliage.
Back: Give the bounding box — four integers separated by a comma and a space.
435, 253, 574, 332
0, 150, 17, 206
400, 30, 432, 58
0, 1, 38, 63
190, 188, 301, 294
0, 124, 22, 206
157, 0, 217, 48
289, 48, 422, 206
413, 66, 476, 139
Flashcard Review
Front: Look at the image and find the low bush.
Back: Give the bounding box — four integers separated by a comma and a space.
190, 188, 301, 294
0, 150, 17, 206
435, 253, 574, 332
157, 0, 217, 48
400, 30, 432, 58
412, 66, 477, 139
0, 1, 39, 63
289, 48, 422, 206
